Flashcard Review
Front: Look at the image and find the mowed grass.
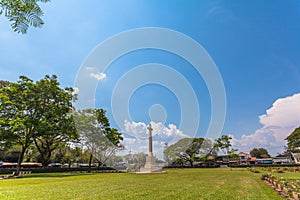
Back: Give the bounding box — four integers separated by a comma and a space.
0, 168, 282, 200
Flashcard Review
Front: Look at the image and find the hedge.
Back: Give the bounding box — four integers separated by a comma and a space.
0, 167, 117, 175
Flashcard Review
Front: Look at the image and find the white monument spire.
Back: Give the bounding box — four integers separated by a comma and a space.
147, 123, 153, 154
137, 122, 166, 174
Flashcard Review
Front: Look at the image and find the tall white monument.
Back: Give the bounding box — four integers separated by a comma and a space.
138, 123, 165, 174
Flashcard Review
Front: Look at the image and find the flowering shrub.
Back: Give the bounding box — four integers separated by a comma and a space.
262, 174, 300, 199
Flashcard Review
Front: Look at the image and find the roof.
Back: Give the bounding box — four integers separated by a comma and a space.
238, 152, 249, 155
249, 157, 256, 161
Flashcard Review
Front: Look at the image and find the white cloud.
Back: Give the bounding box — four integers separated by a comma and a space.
124, 120, 187, 140
259, 94, 300, 128
123, 137, 137, 145
85, 66, 96, 71
72, 87, 79, 95
122, 120, 188, 159
124, 120, 148, 139
233, 93, 300, 155
85, 66, 107, 81
90, 72, 106, 80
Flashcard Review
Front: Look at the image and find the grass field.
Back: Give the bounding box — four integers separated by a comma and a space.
0, 168, 282, 200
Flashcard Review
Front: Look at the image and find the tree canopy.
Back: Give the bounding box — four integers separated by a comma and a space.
32, 75, 78, 167
164, 138, 213, 166
74, 108, 123, 170
250, 148, 271, 158
0, 0, 50, 33
0, 75, 76, 173
286, 127, 300, 153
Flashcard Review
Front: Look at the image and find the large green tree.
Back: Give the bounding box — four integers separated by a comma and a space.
0, 75, 76, 174
0, 76, 39, 175
286, 127, 300, 153
32, 75, 78, 167
164, 138, 212, 167
74, 109, 123, 171
0, 0, 50, 33
250, 148, 271, 158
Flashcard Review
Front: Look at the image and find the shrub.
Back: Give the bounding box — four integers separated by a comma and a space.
261, 174, 268, 180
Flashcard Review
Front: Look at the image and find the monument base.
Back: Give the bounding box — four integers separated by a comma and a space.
136, 153, 166, 174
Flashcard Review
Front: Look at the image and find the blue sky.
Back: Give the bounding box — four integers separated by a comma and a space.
1, 0, 300, 156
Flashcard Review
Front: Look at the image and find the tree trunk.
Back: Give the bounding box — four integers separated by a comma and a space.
97, 160, 102, 168
44, 150, 52, 167
39, 151, 52, 168
189, 160, 193, 167
34, 139, 54, 167
88, 153, 93, 173
16, 147, 26, 176
34, 139, 46, 167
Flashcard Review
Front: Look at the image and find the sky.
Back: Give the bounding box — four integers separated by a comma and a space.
0, 0, 300, 158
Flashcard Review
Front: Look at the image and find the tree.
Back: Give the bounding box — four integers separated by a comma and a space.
183, 138, 204, 166
286, 127, 300, 153
0, 75, 75, 174
0, 0, 50, 33
0, 76, 39, 174
250, 148, 271, 158
0, 80, 9, 88
214, 135, 233, 156
32, 75, 78, 167
213, 135, 236, 164
228, 148, 239, 159
51, 143, 81, 166
74, 109, 123, 171
163, 138, 211, 167
164, 138, 192, 166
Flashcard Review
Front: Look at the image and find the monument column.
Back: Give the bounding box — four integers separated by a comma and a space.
147, 123, 153, 154
137, 122, 165, 174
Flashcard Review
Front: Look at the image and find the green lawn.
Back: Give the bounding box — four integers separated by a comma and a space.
0, 168, 282, 200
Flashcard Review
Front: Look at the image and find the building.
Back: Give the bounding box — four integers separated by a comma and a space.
238, 152, 251, 165
272, 157, 292, 164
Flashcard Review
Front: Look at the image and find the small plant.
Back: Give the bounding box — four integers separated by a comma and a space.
261, 174, 268, 180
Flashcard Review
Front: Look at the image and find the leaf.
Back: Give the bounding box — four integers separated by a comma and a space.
0, 0, 49, 33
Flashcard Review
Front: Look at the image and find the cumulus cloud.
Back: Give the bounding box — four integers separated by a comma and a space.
124, 120, 187, 140
124, 121, 147, 139
259, 94, 300, 128
122, 120, 188, 159
233, 93, 300, 155
90, 72, 106, 80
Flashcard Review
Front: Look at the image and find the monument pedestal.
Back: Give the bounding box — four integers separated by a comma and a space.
136, 123, 166, 174
137, 153, 166, 174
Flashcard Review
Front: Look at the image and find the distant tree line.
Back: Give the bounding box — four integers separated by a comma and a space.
164, 125, 300, 167
164, 135, 238, 167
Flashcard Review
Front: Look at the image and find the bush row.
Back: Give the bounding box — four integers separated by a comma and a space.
164, 164, 300, 169
163, 165, 218, 169
0, 167, 116, 174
